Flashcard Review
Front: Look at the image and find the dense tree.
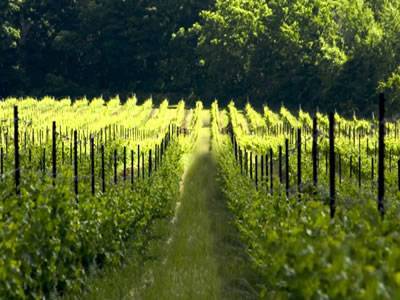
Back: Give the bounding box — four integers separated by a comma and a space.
185, 0, 400, 114
0, 0, 212, 99
1, 0, 400, 114
0, 1, 23, 98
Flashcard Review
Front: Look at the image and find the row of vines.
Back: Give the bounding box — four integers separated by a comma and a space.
213, 97, 400, 299
0, 96, 203, 299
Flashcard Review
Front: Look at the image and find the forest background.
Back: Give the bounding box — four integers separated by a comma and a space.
2, 0, 400, 115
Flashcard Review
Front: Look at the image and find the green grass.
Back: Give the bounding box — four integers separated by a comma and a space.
139, 123, 257, 299
66, 112, 257, 300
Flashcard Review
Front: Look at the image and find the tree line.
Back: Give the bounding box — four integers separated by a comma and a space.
1, 0, 400, 115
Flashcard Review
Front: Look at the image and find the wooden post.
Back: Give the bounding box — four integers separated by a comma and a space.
371, 157, 374, 181
131, 150, 134, 185
234, 138, 238, 162
269, 148, 273, 194
52, 121, 57, 183
285, 139, 289, 199
312, 116, 318, 188
114, 149, 117, 184
142, 152, 145, 179
255, 154, 258, 189
101, 144, 105, 193
90, 136, 95, 195
378, 93, 385, 217
329, 112, 336, 218
14, 106, 20, 195
239, 148, 243, 174
42, 148, 46, 174
154, 145, 158, 171
123, 146, 127, 181
358, 155, 362, 188
157, 144, 160, 169
297, 128, 302, 196
278, 145, 283, 184
74, 130, 78, 198
137, 145, 140, 179
261, 154, 264, 183
149, 149, 152, 177
250, 152, 253, 179
244, 150, 248, 176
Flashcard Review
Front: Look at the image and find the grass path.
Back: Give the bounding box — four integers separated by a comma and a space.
137, 111, 256, 299
77, 110, 257, 300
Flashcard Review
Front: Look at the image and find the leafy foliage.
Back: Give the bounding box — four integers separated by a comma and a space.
2, 1, 400, 113
212, 101, 400, 298
0, 98, 204, 299
187, 0, 400, 113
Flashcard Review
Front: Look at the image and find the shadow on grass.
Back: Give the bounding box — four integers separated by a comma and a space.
63, 152, 260, 300
200, 153, 260, 300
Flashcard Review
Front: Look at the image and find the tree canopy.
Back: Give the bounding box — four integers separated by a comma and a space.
1, 0, 400, 114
